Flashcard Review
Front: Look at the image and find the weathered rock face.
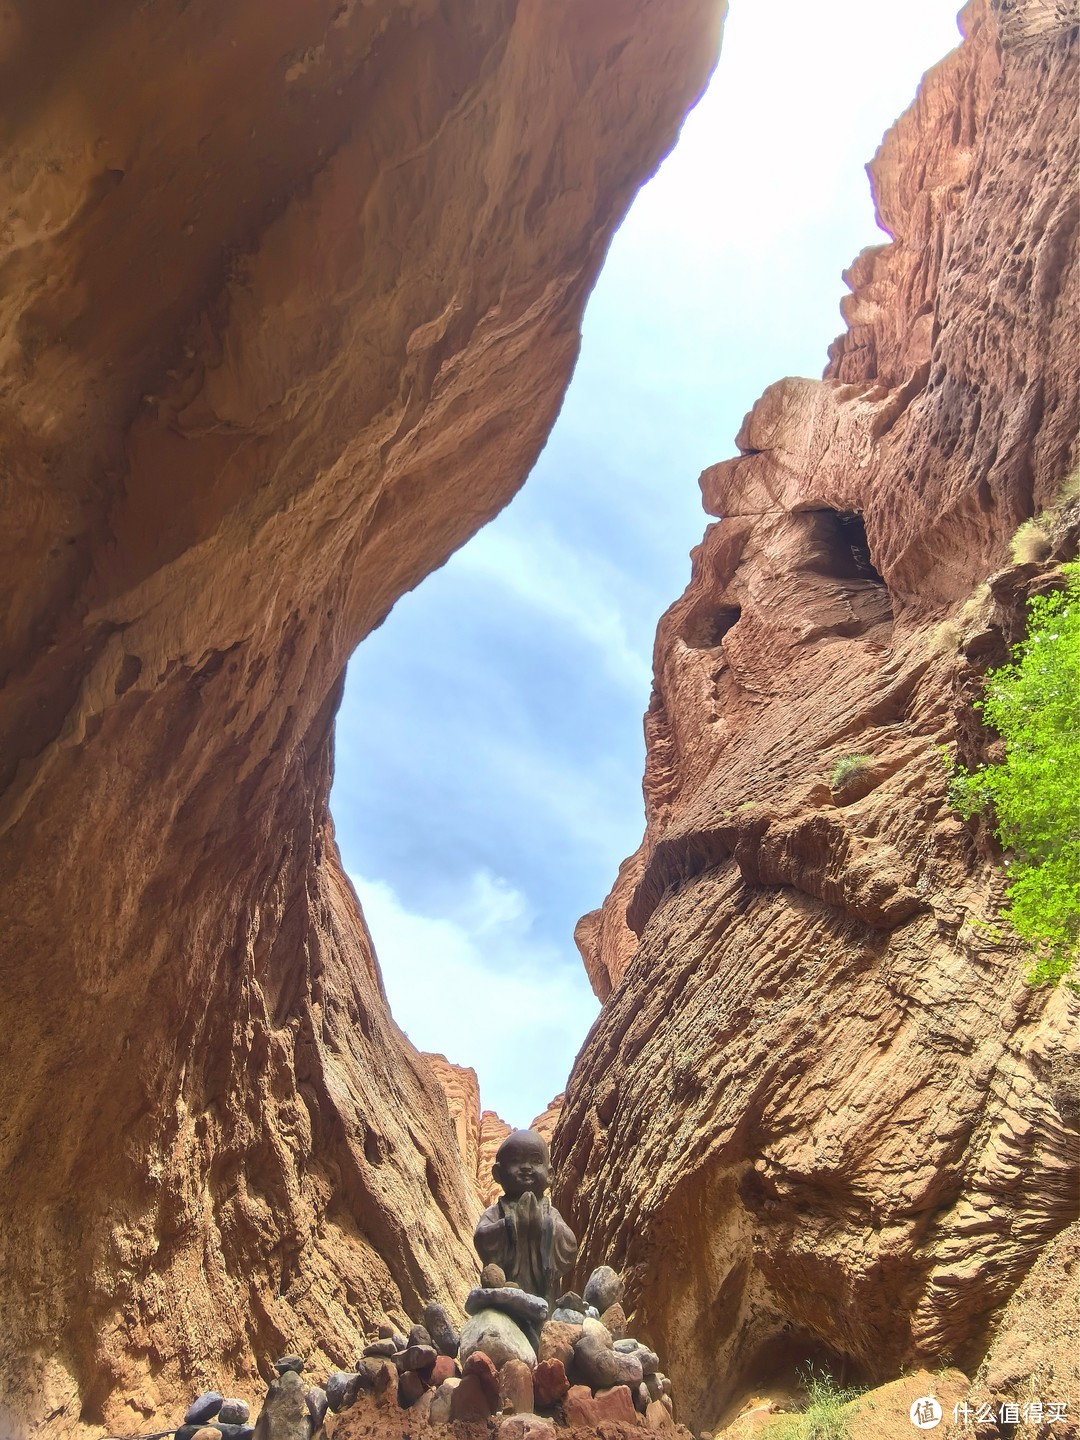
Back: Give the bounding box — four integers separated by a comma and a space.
422, 1053, 485, 1214
556, 2, 1078, 1432
0, 1, 722, 1433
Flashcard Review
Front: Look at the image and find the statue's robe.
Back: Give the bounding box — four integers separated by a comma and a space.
474, 1195, 577, 1304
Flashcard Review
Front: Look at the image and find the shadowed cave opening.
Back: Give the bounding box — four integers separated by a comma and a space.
810, 508, 886, 586
684, 603, 742, 649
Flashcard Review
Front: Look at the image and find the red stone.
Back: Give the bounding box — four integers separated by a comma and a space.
429, 1354, 457, 1387
599, 1302, 627, 1339
533, 1357, 570, 1409
398, 1369, 428, 1407
537, 1320, 581, 1369
498, 1358, 534, 1415
593, 1384, 641, 1426
372, 1360, 398, 1409
450, 1373, 496, 1423
462, 1349, 500, 1406
646, 1398, 674, 1431
564, 1384, 598, 1427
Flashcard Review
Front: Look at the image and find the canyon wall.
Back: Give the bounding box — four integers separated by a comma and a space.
555, 1, 1079, 1432
0, 2, 723, 1434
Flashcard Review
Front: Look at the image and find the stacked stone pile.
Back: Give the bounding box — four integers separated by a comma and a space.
320, 1262, 682, 1435
174, 1386, 254, 1440
166, 1265, 682, 1439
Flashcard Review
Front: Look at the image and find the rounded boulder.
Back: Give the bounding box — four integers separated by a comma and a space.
584, 1265, 623, 1314
458, 1309, 537, 1370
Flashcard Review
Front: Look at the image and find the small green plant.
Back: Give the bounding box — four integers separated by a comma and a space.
830, 753, 875, 789
948, 560, 1080, 986
772, 1369, 865, 1440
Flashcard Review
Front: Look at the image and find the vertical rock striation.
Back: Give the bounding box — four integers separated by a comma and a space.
0, 1, 723, 1433
556, 2, 1079, 1431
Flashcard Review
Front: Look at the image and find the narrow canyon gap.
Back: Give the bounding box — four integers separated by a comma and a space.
1, 0, 1077, 1436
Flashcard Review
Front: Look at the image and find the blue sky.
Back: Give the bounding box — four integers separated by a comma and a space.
331, 0, 966, 1127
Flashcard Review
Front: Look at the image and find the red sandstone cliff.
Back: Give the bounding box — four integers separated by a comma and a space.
0, 3, 722, 1433
556, 2, 1079, 1432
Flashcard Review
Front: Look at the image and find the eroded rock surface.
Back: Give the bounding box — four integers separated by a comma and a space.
556, 2, 1079, 1432
0, 1, 721, 1433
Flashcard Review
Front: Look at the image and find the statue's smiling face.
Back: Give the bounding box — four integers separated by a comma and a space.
494, 1133, 552, 1199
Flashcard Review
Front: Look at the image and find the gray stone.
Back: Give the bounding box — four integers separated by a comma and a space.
219, 1400, 251, 1426
423, 1301, 460, 1358
429, 1377, 460, 1425
411, 1390, 436, 1425
550, 1307, 586, 1325
458, 1308, 537, 1370
583, 1265, 623, 1314
390, 1331, 408, 1352
377, 1324, 395, 1340
176, 1427, 253, 1440
186, 1393, 224, 1425
362, 1339, 398, 1359
305, 1387, 327, 1429
252, 1370, 311, 1440
324, 1372, 362, 1413
498, 1416, 557, 1440
616, 1339, 660, 1374
355, 1359, 383, 1388
273, 1356, 305, 1375
465, 1286, 549, 1327
573, 1330, 643, 1391
395, 1343, 437, 1373
407, 1324, 432, 1349
586, 1305, 600, 1319
555, 1291, 587, 1312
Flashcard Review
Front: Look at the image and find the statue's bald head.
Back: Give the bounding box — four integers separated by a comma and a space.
493, 1128, 552, 1199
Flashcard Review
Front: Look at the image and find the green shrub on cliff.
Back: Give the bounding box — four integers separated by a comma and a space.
830, 753, 874, 788
948, 560, 1080, 986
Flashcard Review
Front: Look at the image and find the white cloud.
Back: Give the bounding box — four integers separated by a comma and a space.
455, 522, 654, 698
350, 869, 599, 1129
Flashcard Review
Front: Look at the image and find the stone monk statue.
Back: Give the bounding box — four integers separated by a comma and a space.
473, 1129, 577, 1305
